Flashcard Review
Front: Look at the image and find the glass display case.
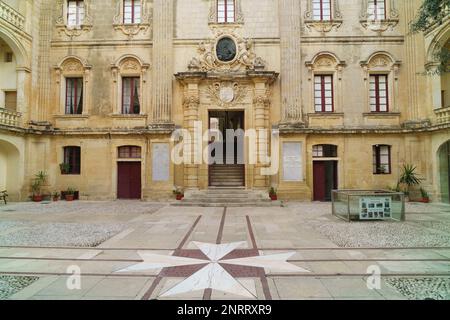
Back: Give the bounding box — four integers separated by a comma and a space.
332, 190, 405, 222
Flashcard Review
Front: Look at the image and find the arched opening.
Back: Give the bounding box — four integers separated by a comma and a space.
0, 139, 20, 201
440, 39, 450, 109
0, 38, 17, 111
438, 141, 450, 203
312, 144, 338, 202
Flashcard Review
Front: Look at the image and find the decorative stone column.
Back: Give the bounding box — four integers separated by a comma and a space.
151, 0, 174, 124
279, 0, 303, 124
253, 80, 270, 189
183, 82, 201, 190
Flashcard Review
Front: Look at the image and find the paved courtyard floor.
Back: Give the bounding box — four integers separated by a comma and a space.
0, 201, 449, 300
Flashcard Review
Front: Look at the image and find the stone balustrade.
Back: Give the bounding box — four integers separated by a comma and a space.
435, 106, 450, 125
0, 1, 25, 30
0, 107, 21, 127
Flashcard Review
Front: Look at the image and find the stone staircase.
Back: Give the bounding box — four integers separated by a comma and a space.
209, 164, 245, 187
172, 188, 282, 207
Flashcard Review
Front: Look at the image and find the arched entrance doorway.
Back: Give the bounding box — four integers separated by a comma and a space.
0, 139, 20, 200
438, 141, 450, 203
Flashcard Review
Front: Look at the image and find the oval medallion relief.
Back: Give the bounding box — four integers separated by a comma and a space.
216, 37, 237, 62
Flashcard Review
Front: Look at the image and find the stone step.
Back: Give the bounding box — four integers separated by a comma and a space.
172, 201, 282, 207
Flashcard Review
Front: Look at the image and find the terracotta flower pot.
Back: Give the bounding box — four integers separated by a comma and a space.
65, 194, 74, 202
270, 194, 277, 201
32, 195, 42, 202
176, 194, 184, 201
422, 198, 430, 203
53, 197, 59, 202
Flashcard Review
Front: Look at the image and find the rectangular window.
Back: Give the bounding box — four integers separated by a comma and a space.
118, 146, 142, 159
63, 146, 81, 175
123, 0, 141, 24
312, 0, 332, 21
373, 145, 391, 174
217, 0, 235, 23
5, 52, 13, 63
370, 75, 389, 112
4, 91, 17, 111
368, 0, 386, 20
65, 78, 83, 115
122, 77, 141, 114
67, 0, 85, 27
314, 75, 334, 112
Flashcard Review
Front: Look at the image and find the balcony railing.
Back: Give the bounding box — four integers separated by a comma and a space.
435, 106, 450, 125
0, 107, 21, 127
0, 1, 25, 30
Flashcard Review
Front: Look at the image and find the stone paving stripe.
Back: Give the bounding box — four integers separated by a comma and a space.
177, 215, 202, 250
246, 216, 258, 250
216, 207, 227, 245
203, 288, 212, 300
141, 275, 163, 300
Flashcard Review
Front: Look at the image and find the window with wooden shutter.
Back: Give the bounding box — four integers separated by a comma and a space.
63, 146, 81, 175
314, 75, 334, 112
369, 75, 389, 112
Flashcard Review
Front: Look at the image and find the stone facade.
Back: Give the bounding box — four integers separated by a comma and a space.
0, 0, 449, 202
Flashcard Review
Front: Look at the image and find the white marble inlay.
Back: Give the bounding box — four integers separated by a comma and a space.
116, 252, 207, 272
221, 252, 310, 273
192, 241, 246, 262
160, 263, 256, 298
115, 241, 309, 298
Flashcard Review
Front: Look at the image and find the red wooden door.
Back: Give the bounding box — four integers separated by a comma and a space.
117, 162, 141, 199
313, 161, 326, 201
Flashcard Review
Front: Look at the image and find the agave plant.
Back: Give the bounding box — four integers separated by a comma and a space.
398, 164, 422, 196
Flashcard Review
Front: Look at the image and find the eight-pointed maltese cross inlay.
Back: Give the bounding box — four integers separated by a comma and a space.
116, 241, 310, 298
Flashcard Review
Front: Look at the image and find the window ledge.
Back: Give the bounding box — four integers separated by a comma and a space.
363, 112, 400, 117
54, 114, 89, 119
111, 114, 148, 119
308, 112, 344, 117
360, 19, 399, 32
304, 19, 343, 32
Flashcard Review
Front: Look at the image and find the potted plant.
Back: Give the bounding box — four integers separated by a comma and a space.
59, 163, 70, 174
173, 187, 184, 200
398, 164, 422, 202
269, 187, 277, 201
420, 188, 430, 203
52, 192, 60, 202
31, 171, 47, 202
65, 187, 76, 201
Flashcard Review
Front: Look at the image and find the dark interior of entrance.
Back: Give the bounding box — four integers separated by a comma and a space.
209, 111, 245, 187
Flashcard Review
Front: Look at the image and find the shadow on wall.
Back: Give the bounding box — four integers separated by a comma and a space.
0, 139, 21, 201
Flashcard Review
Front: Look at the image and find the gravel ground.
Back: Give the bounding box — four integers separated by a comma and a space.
0, 221, 125, 247
386, 278, 450, 300
289, 202, 450, 248
307, 220, 450, 247
0, 201, 164, 215
0, 276, 39, 300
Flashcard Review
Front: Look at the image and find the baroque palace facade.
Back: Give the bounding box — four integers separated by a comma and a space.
0, 0, 449, 202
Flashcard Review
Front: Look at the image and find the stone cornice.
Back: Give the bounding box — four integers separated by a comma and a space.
2, 122, 449, 137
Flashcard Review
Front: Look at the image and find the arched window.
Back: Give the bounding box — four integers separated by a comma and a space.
111, 56, 149, 115
54, 57, 92, 116
361, 52, 401, 113
373, 145, 391, 174
62, 146, 81, 175
118, 146, 142, 159
306, 53, 346, 113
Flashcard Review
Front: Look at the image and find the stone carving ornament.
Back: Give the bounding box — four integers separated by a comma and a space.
188, 28, 266, 73
304, 0, 343, 33
55, 0, 93, 37
113, 0, 152, 38
207, 82, 247, 108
